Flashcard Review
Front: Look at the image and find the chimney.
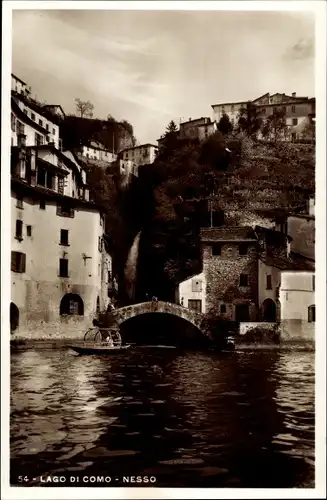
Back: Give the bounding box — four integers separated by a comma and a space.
292, 92, 296, 98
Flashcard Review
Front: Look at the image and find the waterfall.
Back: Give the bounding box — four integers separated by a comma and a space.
124, 231, 141, 301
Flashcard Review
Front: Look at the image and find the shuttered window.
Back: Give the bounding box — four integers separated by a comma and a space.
11, 252, 26, 273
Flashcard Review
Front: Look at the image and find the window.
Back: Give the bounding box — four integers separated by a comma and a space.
16, 195, 23, 209
46, 171, 54, 189
212, 243, 221, 256
11, 251, 26, 273
192, 279, 202, 292
273, 107, 277, 113
266, 275, 272, 290
37, 166, 46, 186
292, 118, 298, 126
188, 299, 202, 313
312, 275, 315, 291
35, 132, 43, 146
39, 119, 43, 127
59, 258, 69, 277
46, 123, 49, 131
60, 229, 69, 246
308, 305, 315, 323
26, 225, 32, 237
57, 203, 74, 218
220, 304, 226, 314
39, 199, 46, 210
17, 121, 25, 135
239, 243, 248, 256
52, 128, 55, 135
15, 220, 23, 240
58, 177, 64, 195
31, 113, 35, 121
291, 105, 296, 113
262, 108, 266, 114
11, 113, 16, 131
98, 236, 103, 252
240, 274, 248, 287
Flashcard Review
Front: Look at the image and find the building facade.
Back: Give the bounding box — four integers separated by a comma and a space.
120, 144, 158, 167
175, 272, 206, 313
211, 92, 315, 141
179, 117, 212, 139
11, 75, 62, 149
200, 227, 258, 321
79, 141, 117, 163
279, 271, 315, 340
10, 103, 113, 338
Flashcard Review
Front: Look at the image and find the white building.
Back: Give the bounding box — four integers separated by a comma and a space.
11, 75, 62, 149
279, 271, 315, 340
121, 144, 158, 167
10, 141, 113, 339
79, 141, 117, 163
175, 272, 206, 313
211, 92, 315, 141
11, 73, 31, 97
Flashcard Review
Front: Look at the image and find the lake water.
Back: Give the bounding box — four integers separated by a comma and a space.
10, 347, 315, 488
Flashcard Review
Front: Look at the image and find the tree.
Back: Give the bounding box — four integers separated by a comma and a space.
237, 102, 262, 137
165, 120, 178, 135
74, 98, 94, 118
262, 108, 287, 142
217, 113, 233, 135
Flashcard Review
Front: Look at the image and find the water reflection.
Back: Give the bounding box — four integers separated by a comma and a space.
10, 348, 314, 488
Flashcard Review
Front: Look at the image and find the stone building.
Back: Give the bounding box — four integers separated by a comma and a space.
200, 227, 258, 321
176, 227, 258, 320
10, 137, 113, 339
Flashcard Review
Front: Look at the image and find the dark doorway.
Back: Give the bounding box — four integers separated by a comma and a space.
60, 294, 84, 316
235, 303, 249, 322
308, 305, 315, 323
96, 296, 100, 316
262, 299, 277, 322
10, 302, 19, 332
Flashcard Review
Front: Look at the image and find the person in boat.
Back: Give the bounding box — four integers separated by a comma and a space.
105, 334, 114, 347
115, 331, 122, 346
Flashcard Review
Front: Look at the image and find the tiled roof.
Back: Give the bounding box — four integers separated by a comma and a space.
200, 226, 256, 241
254, 225, 292, 243
261, 254, 315, 271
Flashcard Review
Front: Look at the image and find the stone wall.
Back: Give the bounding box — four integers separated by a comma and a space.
202, 242, 258, 320
237, 320, 314, 349
11, 314, 92, 340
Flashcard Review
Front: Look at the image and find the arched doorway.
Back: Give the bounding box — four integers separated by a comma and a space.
10, 302, 19, 332
262, 299, 276, 322
60, 294, 84, 316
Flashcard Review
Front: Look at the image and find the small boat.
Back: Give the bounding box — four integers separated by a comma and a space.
69, 327, 130, 355
68, 343, 131, 355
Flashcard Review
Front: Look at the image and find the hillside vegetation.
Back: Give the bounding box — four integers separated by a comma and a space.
84, 128, 315, 303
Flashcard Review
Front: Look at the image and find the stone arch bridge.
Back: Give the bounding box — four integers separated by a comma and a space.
100, 301, 210, 337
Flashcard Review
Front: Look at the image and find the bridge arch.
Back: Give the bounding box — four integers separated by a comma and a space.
104, 301, 207, 336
